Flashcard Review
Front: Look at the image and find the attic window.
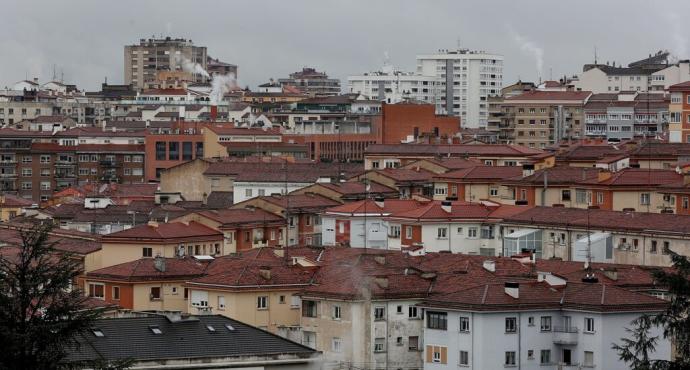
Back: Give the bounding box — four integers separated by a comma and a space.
92, 329, 104, 337
149, 326, 163, 335
206, 325, 216, 332
225, 324, 235, 331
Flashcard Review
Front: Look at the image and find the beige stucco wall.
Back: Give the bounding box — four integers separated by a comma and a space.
132, 282, 189, 312
612, 191, 665, 212
188, 288, 303, 334
159, 159, 211, 202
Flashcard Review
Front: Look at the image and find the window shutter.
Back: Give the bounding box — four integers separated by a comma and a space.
440, 346, 448, 364
426, 345, 433, 363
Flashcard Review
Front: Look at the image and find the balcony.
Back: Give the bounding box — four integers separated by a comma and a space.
55, 172, 77, 179
100, 175, 120, 183
99, 160, 121, 167
553, 326, 579, 345
0, 160, 16, 166
0, 172, 17, 178
55, 160, 76, 167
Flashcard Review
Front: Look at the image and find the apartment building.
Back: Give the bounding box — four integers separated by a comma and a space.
669, 81, 690, 142
0, 128, 146, 202
124, 37, 207, 90
232, 194, 340, 247
278, 67, 341, 97
572, 51, 689, 93
145, 129, 204, 181
95, 221, 223, 271
584, 92, 669, 140
501, 206, 690, 266
364, 143, 547, 170
503, 91, 592, 148
83, 256, 209, 311
347, 66, 441, 109
420, 280, 669, 370
417, 49, 503, 128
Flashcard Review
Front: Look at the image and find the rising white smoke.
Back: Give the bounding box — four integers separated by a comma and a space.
508, 27, 544, 79
209, 73, 236, 105
666, 12, 688, 61
176, 56, 210, 79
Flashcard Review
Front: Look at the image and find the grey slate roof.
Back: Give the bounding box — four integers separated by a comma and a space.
64, 315, 316, 364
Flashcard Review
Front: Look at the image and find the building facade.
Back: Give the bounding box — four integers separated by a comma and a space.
416, 49, 503, 128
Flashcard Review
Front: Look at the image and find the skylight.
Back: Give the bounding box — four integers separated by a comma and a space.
92, 329, 104, 337
206, 325, 216, 332
149, 325, 163, 335
225, 324, 235, 331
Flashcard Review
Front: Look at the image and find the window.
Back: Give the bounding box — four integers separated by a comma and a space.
640, 193, 650, 205
562, 189, 571, 201
651, 240, 658, 253
426, 311, 447, 330
155, 141, 166, 160
21, 168, 31, 177
22, 156, 31, 163
490, 187, 499, 196
480, 226, 494, 239
585, 317, 595, 333
88, 283, 104, 299
684, 197, 689, 209
527, 350, 534, 360
505, 317, 517, 333
459, 316, 470, 332
528, 316, 534, 326
245, 188, 252, 197
437, 227, 447, 239
40, 155, 50, 163
459, 350, 469, 365
584, 351, 594, 367
21, 182, 31, 190
374, 306, 386, 320
597, 192, 604, 204
218, 296, 225, 310
389, 225, 401, 238
257, 296, 268, 309
409, 306, 420, 319
427, 345, 447, 364
540, 316, 552, 331
302, 300, 317, 317
112, 286, 120, 300
332, 305, 341, 320
663, 241, 671, 254
540, 349, 551, 364
142, 247, 152, 257
468, 227, 478, 238
182, 142, 193, 160
409, 336, 419, 351
374, 338, 385, 352
150, 287, 161, 300
505, 351, 516, 366
576, 189, 589, 204
405, 226, 412, 239
332, 337, 342, 353
40, 182, 50, 191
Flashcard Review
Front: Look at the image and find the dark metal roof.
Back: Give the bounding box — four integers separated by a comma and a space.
64, 314, 317, 364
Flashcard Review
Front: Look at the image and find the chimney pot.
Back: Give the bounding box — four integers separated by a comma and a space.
504, 282, 519, 299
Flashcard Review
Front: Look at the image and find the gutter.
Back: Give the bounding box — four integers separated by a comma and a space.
127, 357, 321, 370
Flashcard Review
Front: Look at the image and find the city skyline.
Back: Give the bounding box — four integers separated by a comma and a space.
3, 0, 690, 91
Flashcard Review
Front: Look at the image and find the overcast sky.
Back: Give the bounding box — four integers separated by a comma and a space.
2, 0, 689, 91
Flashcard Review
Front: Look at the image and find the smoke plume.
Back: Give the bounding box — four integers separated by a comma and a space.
209, 73, 237, 105
666, 12, 688, 61
176, 56, 210, 79
509, 27, 544, 79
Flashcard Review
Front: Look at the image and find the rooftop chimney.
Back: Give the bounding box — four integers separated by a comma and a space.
504, 282, 519, 299
441, 200, 452, 213
153, 255, 166, 272
210, 105, 218, 122
148, 220, 159, 228
374, 196, 385, 208
259, 267, 271, 280
483, 260, 496, 272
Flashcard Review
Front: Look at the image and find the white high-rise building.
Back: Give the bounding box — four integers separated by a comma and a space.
347, 63, 442, 111
417, 49, 504, 128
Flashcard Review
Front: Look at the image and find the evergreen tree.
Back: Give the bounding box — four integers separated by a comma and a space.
0, 223, 102, 369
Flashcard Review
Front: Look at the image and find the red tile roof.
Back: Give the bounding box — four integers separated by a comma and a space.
0, 194, 34, 207
505, 90, 592, 102
365, 144, 544, 157
312, 182, 398, 196
102, 221, 222, 243
435, 166, 523, 182
87, 257, 210, 281
206, 125, 281, 136
503, 206, 690, 234
367, 168, 436, 183
191, 209, 284, 228
388, 201, 530, 221
503, 166, 601, 185
594, 168, 681, 186
422, 280, 666, 312
325, 199, 429, 216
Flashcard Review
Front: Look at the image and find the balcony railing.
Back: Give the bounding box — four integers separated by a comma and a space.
553, 326, 579, 345
99, 160, 121, 167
